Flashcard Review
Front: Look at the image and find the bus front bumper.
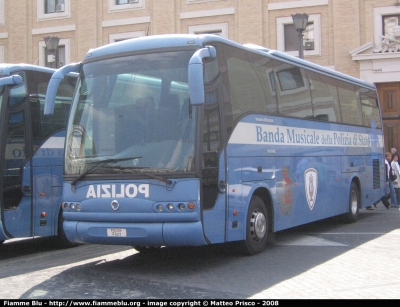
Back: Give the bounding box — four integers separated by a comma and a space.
64, 221, 207, 246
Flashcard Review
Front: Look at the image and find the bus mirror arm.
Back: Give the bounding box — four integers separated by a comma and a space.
188, 46, 216, 106
0, 75, 22, 87
44, 63, 81, 115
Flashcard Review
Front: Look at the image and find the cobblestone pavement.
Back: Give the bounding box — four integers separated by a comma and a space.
0, 204, 399, 299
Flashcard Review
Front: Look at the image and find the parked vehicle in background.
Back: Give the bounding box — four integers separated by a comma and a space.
44, 34, 386, 255
0, 64, 77, 246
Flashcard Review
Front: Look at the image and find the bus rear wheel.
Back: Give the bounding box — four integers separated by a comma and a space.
236, 195, 269, 256
340, 182, 359, 223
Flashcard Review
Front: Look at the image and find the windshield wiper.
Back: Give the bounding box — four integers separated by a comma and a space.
70, 156, 142, 186
108, 166, 173, 184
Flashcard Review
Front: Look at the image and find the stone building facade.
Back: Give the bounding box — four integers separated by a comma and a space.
0, 0, 399, 151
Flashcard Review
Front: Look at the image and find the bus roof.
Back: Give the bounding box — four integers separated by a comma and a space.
0, 63, 56, 75
82, 34, 375, 90
0, 63, 78, 79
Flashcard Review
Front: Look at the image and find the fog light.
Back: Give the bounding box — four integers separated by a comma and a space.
157, 204, 163, 212
75, 204, 81, 211
178, 203, 185, 211
69, 203, 75, 210
63, 203, 69, 210
167, 203, 174, 211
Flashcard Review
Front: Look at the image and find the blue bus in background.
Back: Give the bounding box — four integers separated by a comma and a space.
44, 34, 386, 255
0, 64, 77, 246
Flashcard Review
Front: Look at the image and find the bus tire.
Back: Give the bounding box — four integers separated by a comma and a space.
132, 246, 161, 253
237, 195, 268, 256
340, 182, 359, 224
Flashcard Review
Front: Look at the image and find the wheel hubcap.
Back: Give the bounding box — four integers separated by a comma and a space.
250, 209, 266, 241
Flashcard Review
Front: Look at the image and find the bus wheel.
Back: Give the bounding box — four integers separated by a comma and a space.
237, 195, 268, 256
132, 246, 161, 253
340, 182, 359, 223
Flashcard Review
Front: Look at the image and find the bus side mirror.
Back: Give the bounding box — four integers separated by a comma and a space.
44, 63, 81, 115
188, 46, 216, 106
0, 75, 22, 87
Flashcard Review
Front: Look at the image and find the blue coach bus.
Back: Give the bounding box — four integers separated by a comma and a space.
0, 64, 77, 246
44, 34, 385, 255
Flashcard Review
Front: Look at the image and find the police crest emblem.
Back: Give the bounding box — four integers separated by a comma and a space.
304, 168, 317, 210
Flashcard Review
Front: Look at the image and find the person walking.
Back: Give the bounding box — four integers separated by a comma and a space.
371, 154, 393, 210
391, 154, 400, 208
385, 152, 398, 208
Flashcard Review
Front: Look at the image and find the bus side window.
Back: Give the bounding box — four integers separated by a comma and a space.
3, 111, 26, 209
202, 91, 221, 210
337, 80, 363, 126
308, 71, 341, 123
40, 99, 71, 139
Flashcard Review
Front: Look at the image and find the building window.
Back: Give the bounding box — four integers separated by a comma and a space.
45, 0, 65, 14
116, 0, 139, 4
284, 23, 314, 52
0, 45, 4, 63
373, 6, 400, 50
39, 39, 70, 68
187, 0, 221, 3
38, 0, 70, 20
188, 23, 228, 38
109, 0, 144, 12
383, 15, 400, 37
0, 0, 4, 26
277, 14, 321, 57
109, 31, 145, 44
44, 45, 65, 68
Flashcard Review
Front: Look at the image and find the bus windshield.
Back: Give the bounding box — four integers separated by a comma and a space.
66, 50, 197, 176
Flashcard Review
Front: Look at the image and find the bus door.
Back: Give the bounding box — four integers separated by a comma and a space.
201, 87, 227, 243
1, 85, 33, 238
30, 96, 65, 238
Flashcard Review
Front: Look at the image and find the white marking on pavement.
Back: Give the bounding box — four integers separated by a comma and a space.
275, 235, 347, 246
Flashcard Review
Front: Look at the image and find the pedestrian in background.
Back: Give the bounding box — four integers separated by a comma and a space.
391, 148, 397, 157
385, 152, 398, 208
391, 154, 400, 208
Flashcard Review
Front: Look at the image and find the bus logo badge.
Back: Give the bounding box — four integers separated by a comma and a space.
304, 168, 317, 210
110, 200, 120, 211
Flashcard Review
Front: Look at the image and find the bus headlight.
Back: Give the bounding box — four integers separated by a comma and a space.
178, 203, 185, 211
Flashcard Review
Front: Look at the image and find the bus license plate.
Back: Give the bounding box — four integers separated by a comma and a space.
107, 228, 127, 237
